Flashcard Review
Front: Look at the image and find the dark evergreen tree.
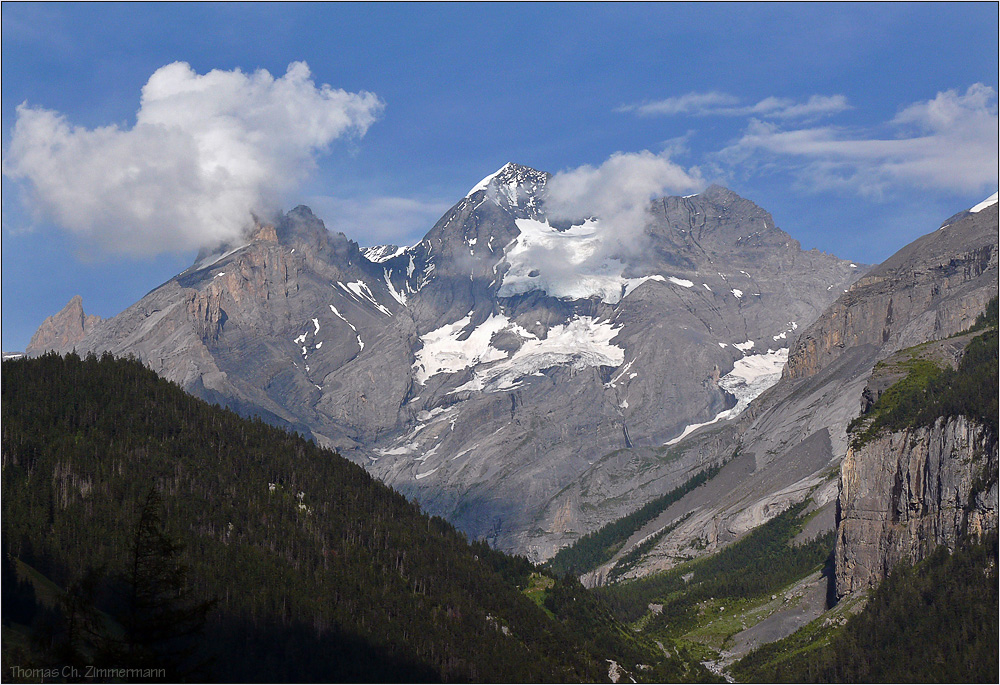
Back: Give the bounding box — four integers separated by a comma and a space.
119, 488, 215, 679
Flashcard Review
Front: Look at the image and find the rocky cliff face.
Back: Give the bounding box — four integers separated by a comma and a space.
26, 295, 102, 356
786, 203, 998, 380
835, 414, 998, 596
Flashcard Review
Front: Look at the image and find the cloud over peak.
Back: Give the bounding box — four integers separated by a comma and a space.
3, 61, 383, 255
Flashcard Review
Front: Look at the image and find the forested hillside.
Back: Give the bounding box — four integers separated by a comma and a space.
731, 539, 998, 683
0, 353, 713, 683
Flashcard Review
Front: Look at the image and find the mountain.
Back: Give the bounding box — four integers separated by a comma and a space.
25, 163, 863, 558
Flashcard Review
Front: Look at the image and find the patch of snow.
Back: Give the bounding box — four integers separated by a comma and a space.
667, 276, 694, 288
312, 318, 320, 335
498, 217, 663, 304
415, 467, 439, 480
413, 444, 440, 463
970, 191, 998, 213
451, 445, 478, 460
606, 356, 638, 386
214, 272, 226, 278
666, 348, 789, 446
719, 348, 789, 406
718, 342, 728, 348
467, 164, 511, 196
731, 288, 744, 299
734, 340, 754, 352
703, 283, 711, 291
607, 660, 621, 684
452, 316, 624, 393
849, 263, 858, 268
376, 443, 417, 456
329, 304, 364, 352
364, 244, 407, 263
338, 281, 393, 316
294, 333, 308, 345
414, 309, 626, 391
384, 268, 407, 305
622, 274, 665, 299
193, 243, 247, 271
315, 341, 323, 349
416, 406, 453, 423
413, 314, 510, 384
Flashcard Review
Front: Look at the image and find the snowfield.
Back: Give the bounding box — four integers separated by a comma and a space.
665, 348, 789, 446
413, 313, 625, 392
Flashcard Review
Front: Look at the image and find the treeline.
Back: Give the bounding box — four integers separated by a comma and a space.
731, 538, 999, 683
606, 514, 691, 583
596, 502, 834, 632
0, 352, 699, 682
546, 460, 728, 577
850, 296, 998, 448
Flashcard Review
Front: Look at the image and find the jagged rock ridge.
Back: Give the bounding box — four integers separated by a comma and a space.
26, 295, 102, 356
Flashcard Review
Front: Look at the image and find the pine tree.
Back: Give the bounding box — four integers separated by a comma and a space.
119, 488, 215, 679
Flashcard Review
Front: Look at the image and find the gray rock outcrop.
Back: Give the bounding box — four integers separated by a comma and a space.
835, 414, 998, 596
786, 203, 998, 380
25, 295, 102, 356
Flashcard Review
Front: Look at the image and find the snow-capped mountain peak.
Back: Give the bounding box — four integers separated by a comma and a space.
464, 162, 549, 213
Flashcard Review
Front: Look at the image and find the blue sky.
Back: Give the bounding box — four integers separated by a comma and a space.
2, 2, 997, 351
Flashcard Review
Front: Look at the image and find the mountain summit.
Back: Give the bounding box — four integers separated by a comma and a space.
28, 165, 865, 558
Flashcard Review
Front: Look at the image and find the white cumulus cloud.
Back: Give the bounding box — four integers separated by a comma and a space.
3, 61, 383, 255
720, 84, 998, 197
545, 150, 704, 241
503, 150, 704, 297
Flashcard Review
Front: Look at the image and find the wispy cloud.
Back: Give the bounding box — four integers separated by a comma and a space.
620, 91, 850, 120
618, 91, 739, 116
719, 84, 998, 196
2, 61, 384, 255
